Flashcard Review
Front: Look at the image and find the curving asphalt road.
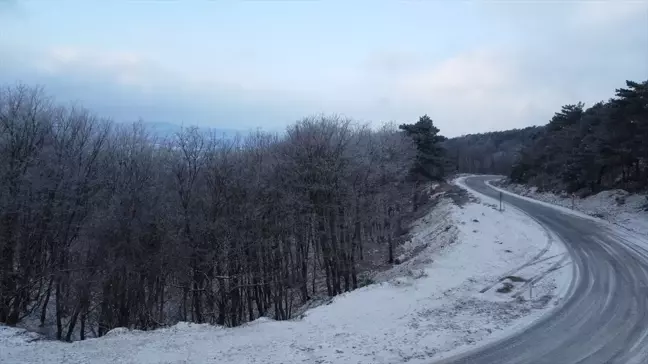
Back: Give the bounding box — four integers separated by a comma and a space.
438, 175, 648, 364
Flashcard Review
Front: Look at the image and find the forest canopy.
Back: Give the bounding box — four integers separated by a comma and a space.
510, 80, 647, 193
446, 79, 648, 195
0, 84, 446, 340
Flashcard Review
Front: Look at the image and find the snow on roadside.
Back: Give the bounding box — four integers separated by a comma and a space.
0, 186, 572, 364
498, 182, 648, 238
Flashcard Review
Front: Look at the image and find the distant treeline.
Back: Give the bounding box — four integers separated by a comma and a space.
444, 126, 542, 175
446, 79, 647, 195
511, 80, 647, 193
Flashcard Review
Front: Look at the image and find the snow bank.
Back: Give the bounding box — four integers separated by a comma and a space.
0, 189, 572, 364
499, 182, 648, 238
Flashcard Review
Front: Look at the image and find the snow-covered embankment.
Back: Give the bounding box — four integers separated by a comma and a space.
495, 181, 648, 238
0, 180, 572, 364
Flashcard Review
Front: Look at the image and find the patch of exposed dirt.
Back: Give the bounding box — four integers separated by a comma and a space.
445, 184, 475, 206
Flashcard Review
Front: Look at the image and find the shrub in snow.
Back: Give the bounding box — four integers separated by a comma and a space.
103, 327, 130, 337
496, 282, 515, 294
168, 322, 212, 332
407, 268, 428, 279
357, 275, 375, 288
389, 276, 413, 287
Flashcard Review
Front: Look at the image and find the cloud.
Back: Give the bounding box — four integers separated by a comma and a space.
572, 0, 648, 28
0, 45, 307, 130
1, 1, 646, 137
32, 46, 163, 92
363, 50, 425, 76
396, 50, 511, 97
46, 47, 143, 69
28, 45, 295, 102
4, 36, 644, 138
348, 1, 648, 136
377, 50, 563, 135
0, 0, 18, 13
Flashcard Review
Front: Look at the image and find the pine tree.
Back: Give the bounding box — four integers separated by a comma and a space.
399, 115, 447, 181
509, 79, 648, 193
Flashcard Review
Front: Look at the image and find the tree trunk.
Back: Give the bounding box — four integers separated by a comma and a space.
65, 304, 81, 342
55, 278, 63, 340
40, 276, 54, 327
80, 311, 86, 340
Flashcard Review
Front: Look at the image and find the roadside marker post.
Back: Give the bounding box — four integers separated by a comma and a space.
499, 192, 503, 212
571, 194, 575, 210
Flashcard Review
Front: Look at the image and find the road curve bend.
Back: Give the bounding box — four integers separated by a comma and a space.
437, 176, 648, 364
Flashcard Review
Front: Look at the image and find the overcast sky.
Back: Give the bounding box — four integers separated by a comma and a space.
1, 1, 647, 137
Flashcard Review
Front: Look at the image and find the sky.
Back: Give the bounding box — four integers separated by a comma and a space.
1, 0, 647, 137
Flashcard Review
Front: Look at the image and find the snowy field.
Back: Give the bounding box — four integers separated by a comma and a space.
0, 182, 572, 364
496, 182, 648, 238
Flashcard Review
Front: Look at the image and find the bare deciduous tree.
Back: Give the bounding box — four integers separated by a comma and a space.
0, 85, 433, 342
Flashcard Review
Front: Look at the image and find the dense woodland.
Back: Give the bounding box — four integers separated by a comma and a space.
447, 79, 647, 195
0, 84, 447, 341
511, 80, 648, 194
444, 126, 541, 175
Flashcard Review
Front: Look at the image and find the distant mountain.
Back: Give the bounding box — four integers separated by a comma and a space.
129, 121, 242, 140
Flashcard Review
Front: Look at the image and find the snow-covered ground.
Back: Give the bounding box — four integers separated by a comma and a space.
496, 182, 648, 238
0, 183, 572, 364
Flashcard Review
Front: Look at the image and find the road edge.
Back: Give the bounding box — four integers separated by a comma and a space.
433, 176, 578, 363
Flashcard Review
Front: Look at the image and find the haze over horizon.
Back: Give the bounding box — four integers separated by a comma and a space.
1, 0, 646, 137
